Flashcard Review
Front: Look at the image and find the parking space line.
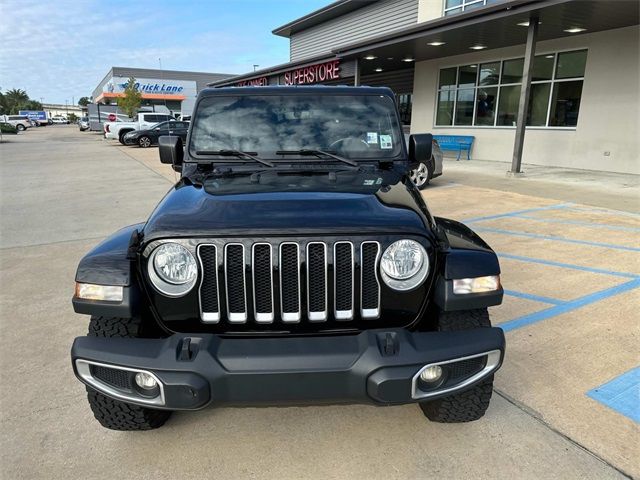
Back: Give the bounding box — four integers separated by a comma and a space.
498, 277, 640, 332
497, 253, 639, 279
566, 206, 640, 219
503, 289, 565, 305
512, 215, 640, 233
463, 203, 573, 224
475, 227, 640, 252
587, 367, 640, 423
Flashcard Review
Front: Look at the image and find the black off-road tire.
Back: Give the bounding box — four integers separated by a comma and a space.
16, 124, 26, 131
419, 308, 494, 423
84, 316, 171, 431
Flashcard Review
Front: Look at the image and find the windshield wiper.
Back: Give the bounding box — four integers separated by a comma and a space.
276, 149, 358, 167
195, 149, 274, 167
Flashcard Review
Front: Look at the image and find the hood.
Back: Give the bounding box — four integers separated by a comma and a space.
142, 168, 433, 241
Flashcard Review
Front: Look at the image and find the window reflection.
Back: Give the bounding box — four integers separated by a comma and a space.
190, 95, 403, 159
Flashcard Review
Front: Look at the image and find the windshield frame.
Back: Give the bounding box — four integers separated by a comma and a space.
187, 91, 407, 164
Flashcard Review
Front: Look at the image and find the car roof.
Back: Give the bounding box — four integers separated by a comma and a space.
198, 85, 396, 99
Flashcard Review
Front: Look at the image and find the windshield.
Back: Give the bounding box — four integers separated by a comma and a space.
190, 94, 403, 160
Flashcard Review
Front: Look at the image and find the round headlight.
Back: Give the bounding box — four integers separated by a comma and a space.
148, 243, 198, 297
380, 239, 429, 291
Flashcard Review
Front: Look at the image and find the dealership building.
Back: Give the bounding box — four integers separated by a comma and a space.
92, 67, 234, 118
212, 0, 639, 174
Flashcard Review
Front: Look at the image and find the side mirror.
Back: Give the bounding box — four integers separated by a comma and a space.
158, 135, 183, 171
407, 133, 433, 169
154, 127, 161, 131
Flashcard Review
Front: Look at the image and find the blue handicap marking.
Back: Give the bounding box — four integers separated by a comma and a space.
587, 367, 640, 423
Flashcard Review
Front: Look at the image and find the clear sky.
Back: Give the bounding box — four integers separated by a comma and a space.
0, 0, 332, 105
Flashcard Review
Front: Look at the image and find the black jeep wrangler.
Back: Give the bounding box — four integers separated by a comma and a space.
71, 86, 505, 430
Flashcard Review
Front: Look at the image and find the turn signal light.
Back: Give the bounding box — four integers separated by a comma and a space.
75, 282, 123, 302
452, 275, 500, 294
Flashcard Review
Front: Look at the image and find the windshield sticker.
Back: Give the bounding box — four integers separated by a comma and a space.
366, 132, 378, 144
379, 135, 393, 149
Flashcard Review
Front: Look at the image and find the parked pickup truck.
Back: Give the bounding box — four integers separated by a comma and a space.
71, 86, 505, 431
104, 112, 174, 144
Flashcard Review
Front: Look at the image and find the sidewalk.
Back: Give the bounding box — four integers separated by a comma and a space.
433, 157, 639, 213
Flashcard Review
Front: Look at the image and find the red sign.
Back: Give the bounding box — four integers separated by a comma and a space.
284, 60, 340, 85
233, 59, 341, 88
107, 113, 116, 122
235, 77, 268, 87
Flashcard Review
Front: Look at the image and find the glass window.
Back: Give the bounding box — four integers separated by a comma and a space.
436, 90, 455, 125
435, 49, 586, 128
475, 87, 497, 126
458, 64, 478, 88
556, 50, 587, 79
532, 55, 555, 81
444, 0, 491, 14
549, 81, 583, 126
527, 83, 551, 126
479, 62, 500, 85
190, 94, 404, 160
444, 7, 462, 15
502, 58, 524, 84
464, 0, 485, 11
497, 85, 520, 126
454, 89, 475, 125
439, 68, 457, 89
397, 93, 412, 125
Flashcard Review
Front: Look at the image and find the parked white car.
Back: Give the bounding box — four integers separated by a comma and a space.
0, 115, 31, 131
103, 112, 174, 144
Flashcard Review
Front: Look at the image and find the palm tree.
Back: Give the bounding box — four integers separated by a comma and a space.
5, 88, 29, 114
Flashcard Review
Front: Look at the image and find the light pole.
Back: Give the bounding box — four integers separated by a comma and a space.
253, 64, 259, 71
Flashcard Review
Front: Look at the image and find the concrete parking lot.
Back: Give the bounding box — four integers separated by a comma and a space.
1, 126, 638, 479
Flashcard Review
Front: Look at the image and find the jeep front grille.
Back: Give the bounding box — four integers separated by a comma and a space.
197, 240, 381, 325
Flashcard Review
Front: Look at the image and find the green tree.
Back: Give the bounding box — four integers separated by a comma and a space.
117, 77, 142, 118
0, 89, 7, 115
68, 113, 79, 123
78, 96, 91, 106
4, 88, 29, 114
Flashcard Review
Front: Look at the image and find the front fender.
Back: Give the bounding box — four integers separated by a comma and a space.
434, 217, 503, 311
73, 223, 144, 317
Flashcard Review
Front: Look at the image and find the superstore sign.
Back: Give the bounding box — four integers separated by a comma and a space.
235, 60, 341, 87
284, 60, 340, 85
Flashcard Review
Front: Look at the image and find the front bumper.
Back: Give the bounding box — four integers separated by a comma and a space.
71, 328, 505, 410
122, 136, 137, 145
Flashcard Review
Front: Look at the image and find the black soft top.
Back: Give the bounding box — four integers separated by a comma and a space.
197, 85, 396, 99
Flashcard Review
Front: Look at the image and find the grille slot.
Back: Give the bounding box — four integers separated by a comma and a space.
307, 242, 327, 322
280, 242, 301, 322
225, 243, 247, 323
334, 242, 354, 320
90, 365, 131, 390
252, 243, 274, 323
360, 242, 381, 319
198, 245, 220, 323
197, 239, 384, 327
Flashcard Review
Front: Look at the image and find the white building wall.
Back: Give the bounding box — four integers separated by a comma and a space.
417, 0, 443, 22
410, 25, 639, 174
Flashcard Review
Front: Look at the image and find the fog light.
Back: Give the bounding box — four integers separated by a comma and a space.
134, 372, 158, 390
453, 275, 500, 294
419, 365, 443, 383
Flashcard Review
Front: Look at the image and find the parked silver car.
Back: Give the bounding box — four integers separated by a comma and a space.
405, 134, 443, 189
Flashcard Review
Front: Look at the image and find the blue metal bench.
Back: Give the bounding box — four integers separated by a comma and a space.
433, 135, 475, 160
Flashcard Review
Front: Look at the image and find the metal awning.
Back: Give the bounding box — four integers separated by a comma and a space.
333, 0, 639, 76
